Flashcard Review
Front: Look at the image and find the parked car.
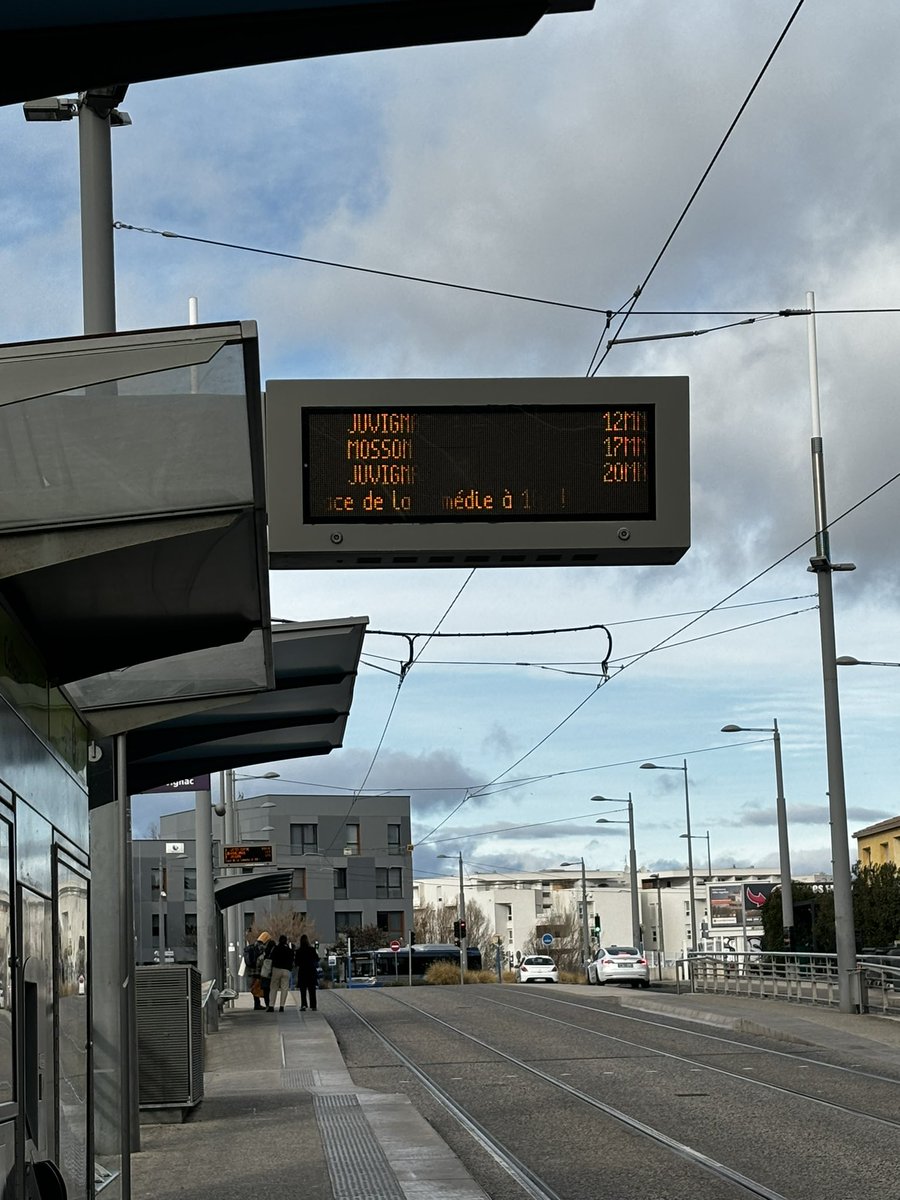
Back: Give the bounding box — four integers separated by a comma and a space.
516, 955, 559, 983
587, 945, 650, 988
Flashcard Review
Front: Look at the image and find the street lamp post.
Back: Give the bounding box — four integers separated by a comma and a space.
722, 721, 794, 946
649, 873, 665, 979
438, 852, 467, 985
641, 760, 698, 952
679, 831, 711, 877
591, 794, 641, 950
560, 857, 591, 967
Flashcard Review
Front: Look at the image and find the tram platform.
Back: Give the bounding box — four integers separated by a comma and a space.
129, 985, 900, 1200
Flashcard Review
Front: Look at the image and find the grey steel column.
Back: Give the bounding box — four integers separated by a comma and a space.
80, 87, 137, 1193
223, 770, 242, 991
195, 786, 219, 1030
807, 292, 857, 1013
682, 762, 698, 952
626, 795, 641, 951
78, 98, 116, 334
457, 853, 467, 986
579, 859, 590, 967
772, 719, 794, 942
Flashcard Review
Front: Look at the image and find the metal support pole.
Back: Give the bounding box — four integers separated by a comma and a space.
157, 856, 166, 961
807, 291, 858, 1013
222, 770, 241, 992
457, 853, 467, 986
682, 761, 698, 952
655, 876, 665, 979
195, 785, 219, 1030
772, 720, 795, 942
626, 794, 641, 951
78, 98, 117, 334
580, 859, 590, 968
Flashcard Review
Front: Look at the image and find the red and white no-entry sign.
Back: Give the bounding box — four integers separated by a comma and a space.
390, 940, 401, 952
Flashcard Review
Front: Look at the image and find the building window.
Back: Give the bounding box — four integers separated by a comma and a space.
376, 867, 403, 899
334, 868, 347, 900
290, 868, 306, 900
290, 823, 318, 855
387, 824, 402, 855
345, 823, 360, 855
184, 916, 197, 944
244, 911, 255, 934
335, 912, 362, 933
377, 911, 404, 935
151, 866, 162, 893
183, 868, 197, 901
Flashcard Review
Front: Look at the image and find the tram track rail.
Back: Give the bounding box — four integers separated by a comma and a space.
467, 988, 900, 1129
330, 989, 794, 1200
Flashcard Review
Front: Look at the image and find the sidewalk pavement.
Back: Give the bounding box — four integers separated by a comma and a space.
129, 986, 900, 1200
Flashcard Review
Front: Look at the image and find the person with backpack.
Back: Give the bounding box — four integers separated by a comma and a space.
293, 934, 320, 1012
268, 934, 294, 1012
245, 931, 272, 1010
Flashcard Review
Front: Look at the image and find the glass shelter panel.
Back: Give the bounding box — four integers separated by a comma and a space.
56, 859, 89, 1200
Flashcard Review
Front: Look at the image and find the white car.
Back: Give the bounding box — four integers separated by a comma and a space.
516, 955, 559, 983
587, 945, 650, 988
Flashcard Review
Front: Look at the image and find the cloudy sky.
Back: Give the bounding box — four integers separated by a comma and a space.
6, 1, 900, 882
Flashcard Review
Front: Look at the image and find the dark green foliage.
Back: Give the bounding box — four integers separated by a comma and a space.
759, 864, 900, 953
853, 863, 900, 948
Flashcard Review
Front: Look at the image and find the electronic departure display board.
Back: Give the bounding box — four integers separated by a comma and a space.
265, 378, 689, 568
224, 845, 273, 865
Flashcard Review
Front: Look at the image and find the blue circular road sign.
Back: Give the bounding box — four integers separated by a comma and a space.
541, 933, 554, 946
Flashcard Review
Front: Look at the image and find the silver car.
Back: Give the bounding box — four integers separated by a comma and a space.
516, 955, 559, 983
587, 945, 650, 988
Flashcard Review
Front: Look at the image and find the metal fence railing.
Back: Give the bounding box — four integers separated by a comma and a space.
676, 950, 900, 1015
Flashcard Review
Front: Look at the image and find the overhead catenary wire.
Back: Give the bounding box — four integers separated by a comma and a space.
585, 0, 808, 377
416, 463, 900, 845
115, 221, 900, 330
317, 568, 477, 857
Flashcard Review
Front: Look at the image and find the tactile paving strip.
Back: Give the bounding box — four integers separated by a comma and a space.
315, 1093, 405, 1200
281, 1068, 318, 1090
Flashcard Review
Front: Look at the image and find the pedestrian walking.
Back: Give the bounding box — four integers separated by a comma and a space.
268, 934, 294, 1012
294, 933, 320, 1012
246, 932, 272, 1011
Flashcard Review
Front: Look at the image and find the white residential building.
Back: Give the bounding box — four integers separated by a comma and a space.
414, 865, 830, 970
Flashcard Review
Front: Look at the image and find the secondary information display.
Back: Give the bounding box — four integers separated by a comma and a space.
224, 845, 273, 865
304, 404, 654, 523
265, 377, 690, 569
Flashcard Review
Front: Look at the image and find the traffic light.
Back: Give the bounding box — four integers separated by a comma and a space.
314, 940, 320, 950
592, 914, 601, 941
452, 919, 461, 940
458, 919, 467, 940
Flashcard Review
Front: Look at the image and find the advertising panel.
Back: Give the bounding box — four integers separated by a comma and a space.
709, 884, 743, 927
743, 882, 775, 927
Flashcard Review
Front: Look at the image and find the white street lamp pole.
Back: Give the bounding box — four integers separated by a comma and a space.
650, 873, 665, 979
560, 858, 590, 966
641, 761, 697, 952
591, 794, 641, 950
438, 853, 467, 984
722, 722, 794, 944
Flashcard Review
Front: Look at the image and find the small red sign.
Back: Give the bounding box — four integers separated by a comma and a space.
390, 940, 401, 952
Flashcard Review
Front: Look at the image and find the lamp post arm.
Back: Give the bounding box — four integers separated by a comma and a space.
772, 720, 794, 934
